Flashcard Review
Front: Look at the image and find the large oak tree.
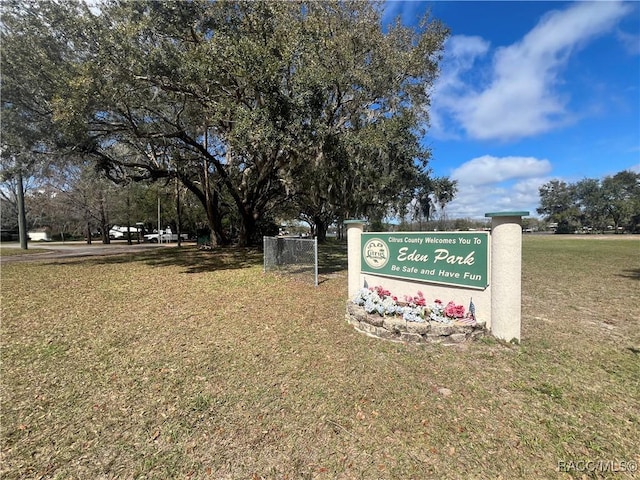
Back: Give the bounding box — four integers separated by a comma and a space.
2, 0, 449, 245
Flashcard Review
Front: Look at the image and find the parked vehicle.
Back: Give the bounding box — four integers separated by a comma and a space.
143, 228, 188, 243
109, 225, 142, 239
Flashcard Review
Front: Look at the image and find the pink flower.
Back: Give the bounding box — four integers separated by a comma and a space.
404, 292, 427, 306
374, 286, 391, 298
444, 301, 465, 318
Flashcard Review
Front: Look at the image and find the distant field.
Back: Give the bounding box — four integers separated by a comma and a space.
1, 236, 638, 479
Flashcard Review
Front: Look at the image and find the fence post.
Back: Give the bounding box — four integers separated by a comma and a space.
344, 220, 365, 299
485, 211, 528, 343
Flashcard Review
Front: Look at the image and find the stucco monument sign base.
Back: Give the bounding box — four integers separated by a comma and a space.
345, 212, 528, 344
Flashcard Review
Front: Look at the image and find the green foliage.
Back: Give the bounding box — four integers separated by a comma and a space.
1, 0, 450, 245
538, 171, 640, 233
537, 180, 579, 230
602, 171, 640, 232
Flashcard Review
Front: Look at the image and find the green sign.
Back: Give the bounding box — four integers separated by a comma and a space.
361, 232, 489, 289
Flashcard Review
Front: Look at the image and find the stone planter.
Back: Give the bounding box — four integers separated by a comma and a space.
346, 302, 486, 346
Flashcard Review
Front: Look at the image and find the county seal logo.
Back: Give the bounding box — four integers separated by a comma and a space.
363, 238, 389, 269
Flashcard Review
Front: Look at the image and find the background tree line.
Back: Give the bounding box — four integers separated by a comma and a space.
0, 167, 205, 243
537, 170, 640, 233
1, 0, 452, 247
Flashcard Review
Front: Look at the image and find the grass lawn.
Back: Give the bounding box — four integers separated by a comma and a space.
1, 236, 638, 479
0, 246, 51, 257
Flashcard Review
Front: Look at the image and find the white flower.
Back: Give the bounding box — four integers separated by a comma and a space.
364, 298, 378, 314
353, 286, 459, 324
354, 288, 374, 305
401, 305, 425, 323
382, 297, 398, 315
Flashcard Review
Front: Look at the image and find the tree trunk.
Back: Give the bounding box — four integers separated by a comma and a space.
16, 170, 28, 250
205, 189, 227, 247
238, 210, 256, 248
179, 171, 226, 247
86, 221, 92, 244
314, 216, 328, 243
99, 197, 110, 244
201, 150, 228, 247
175, 176, 182, 247
126, 192, 132, 245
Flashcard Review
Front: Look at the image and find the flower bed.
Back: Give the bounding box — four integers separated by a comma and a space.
346, 287, 486, 345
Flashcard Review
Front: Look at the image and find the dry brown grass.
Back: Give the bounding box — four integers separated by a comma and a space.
1, 237, 639, 479
0, 247, 50, 257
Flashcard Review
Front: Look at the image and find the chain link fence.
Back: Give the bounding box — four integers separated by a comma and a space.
263, 236, 318, 286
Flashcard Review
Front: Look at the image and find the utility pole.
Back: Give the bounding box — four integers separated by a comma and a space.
157, 192, 161, 244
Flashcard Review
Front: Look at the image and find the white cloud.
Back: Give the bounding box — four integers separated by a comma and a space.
431, 1, 633, 141
381, 2, 431, 30
429, 35, 490, 139
451, 155, 551, 186
617, 29, 640, 55
444, 156, 552, 219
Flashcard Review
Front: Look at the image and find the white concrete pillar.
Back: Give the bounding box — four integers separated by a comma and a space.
344, 220, 365, 299
485, 211, 528, 343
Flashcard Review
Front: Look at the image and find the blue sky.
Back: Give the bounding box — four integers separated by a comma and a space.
382, 1, 640, 220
